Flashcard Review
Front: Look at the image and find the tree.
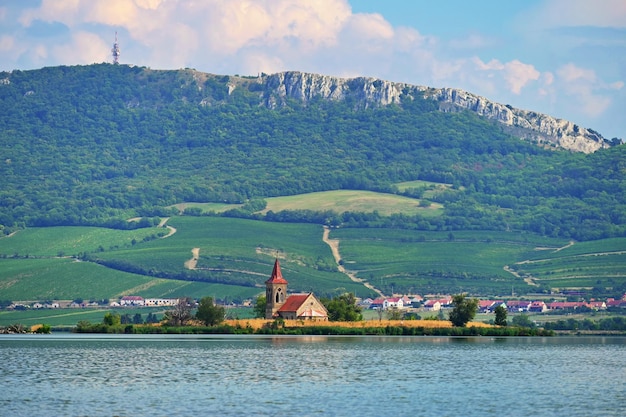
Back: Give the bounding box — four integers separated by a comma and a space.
163, 297, 194, 326
448, 294, 478, 327
494, 305, 507, 326
253, 295, 266, 318
511, 314, 535, 328
323, 293, 363, 321
146, 312, 159, 323
196, 296, 225, 326
133, 313, 144, 324
386, 308, 402, 320
103, 312, 121, 326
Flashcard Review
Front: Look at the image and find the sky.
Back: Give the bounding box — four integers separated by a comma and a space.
1, 0, 624, 140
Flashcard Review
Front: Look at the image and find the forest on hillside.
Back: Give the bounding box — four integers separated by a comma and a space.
0, 64, 625, 241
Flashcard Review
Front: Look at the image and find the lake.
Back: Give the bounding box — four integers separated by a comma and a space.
1, 334, 624, 416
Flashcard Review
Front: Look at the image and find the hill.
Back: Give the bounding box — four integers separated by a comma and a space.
0, 64, 625, 304
0, 64, 624, 242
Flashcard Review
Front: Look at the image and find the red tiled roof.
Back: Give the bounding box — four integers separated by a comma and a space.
277, 294, 310, 312
265, 259, 288, 284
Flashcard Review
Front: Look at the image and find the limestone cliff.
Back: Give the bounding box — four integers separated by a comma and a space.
254, 71, 618, 153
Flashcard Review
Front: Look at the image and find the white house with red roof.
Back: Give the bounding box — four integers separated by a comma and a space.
264, 259, 328, 320
383, 297, 405, 310
423, 300, 441, 311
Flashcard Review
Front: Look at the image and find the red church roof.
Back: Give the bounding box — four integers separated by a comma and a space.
277, 294, 310, 313
265, 259, 288, 284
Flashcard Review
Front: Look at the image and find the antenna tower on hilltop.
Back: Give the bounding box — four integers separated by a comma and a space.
111, 32, 121, 64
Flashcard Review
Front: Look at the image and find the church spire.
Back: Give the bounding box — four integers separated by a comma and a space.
266, 258, 288, 284
265, 259, 288, 318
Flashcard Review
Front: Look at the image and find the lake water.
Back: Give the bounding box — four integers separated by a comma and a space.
1, 334, 624, 416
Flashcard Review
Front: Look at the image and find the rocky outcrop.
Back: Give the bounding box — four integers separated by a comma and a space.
430, 88, 612, 153
262, 71, 409, 108
256, 71, 618, 153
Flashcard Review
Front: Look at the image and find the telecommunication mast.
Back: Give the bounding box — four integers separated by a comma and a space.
111, 32, 120, 64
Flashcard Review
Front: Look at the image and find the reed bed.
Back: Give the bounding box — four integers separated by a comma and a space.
225, 318, 492, 331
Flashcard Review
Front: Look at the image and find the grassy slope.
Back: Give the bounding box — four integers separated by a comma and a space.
93, 216, 367, 296
262, 190, 443, 217
0, 226, 164, 257
330, 228, 567, 295
511, 238, 626, 289
0, 190, 624, 303
170, 189, 443, 217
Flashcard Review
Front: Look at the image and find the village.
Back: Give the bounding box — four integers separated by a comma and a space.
8, 292, 626, 316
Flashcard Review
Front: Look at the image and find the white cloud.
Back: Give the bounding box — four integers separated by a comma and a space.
558, 63, 596, 83
17, 0, 356, 69
52, 31, 109, 65
503, 60, 541, 95
555, 63, 613, 117
470, 57, 540, 95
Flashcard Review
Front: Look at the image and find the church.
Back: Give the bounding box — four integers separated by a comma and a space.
264, 259, 328, 320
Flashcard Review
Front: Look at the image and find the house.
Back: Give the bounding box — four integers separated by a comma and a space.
606, 298, 626, 309
409, 295, 423, 307
423, 300, 441, 311
265, 259, 328, 320
383, 297, 404, 310
438, 296, 453, 308
369, 297, 385, 310
478, 300, 496, 313
359, 298, 374, 308
548, 301, 584, 310
120, 296, 144, 306
144, 298, 178, 307
529, 301, 547, 312
586, 301, 606, 310
490, 301, 506, 313
507, 300, 532, 312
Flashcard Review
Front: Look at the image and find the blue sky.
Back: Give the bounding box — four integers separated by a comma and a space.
1, 0, 624, 139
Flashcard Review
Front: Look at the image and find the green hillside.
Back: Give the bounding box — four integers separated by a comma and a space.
0, 64, 624, 242
0, 64, 625, 304
1, 216, 624, 303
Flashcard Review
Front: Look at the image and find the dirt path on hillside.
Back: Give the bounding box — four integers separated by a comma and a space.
503, 265, 538, 286
158, 217, 176, 239
322, 226, 384, 297
503, 240, 626, 286
184, 247, 200, 270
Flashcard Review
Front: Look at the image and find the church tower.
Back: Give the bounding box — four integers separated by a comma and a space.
265, 259, 288, 319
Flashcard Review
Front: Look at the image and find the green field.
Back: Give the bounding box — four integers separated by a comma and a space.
330, 228, 572, 296
92, 217, 367, 296
0, 217, 624, 306
262, 190, 443, 217
0, 226, 166, 257
510, 238, 626, 289
171, 189, 444, 217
